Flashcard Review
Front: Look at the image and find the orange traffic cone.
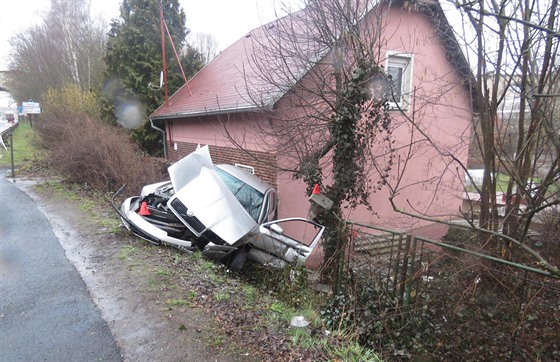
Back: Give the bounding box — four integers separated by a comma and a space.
138, 201, 151, 216
312, 184, 321, 195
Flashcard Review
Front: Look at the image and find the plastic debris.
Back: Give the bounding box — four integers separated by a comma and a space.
290, 316, 310, 328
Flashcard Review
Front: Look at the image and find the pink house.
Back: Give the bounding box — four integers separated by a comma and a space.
150, 1, 473, 239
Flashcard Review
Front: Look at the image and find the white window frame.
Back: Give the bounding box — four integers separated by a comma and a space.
385, 51, 414, 110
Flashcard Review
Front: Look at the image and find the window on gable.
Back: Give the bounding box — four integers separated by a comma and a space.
386, 53, 413, 110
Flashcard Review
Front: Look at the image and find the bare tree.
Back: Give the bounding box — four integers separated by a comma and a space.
190, 32, 219, 64
6, 0, 106, 101
226, 0, 468, 280
224, 0, 560, 276
374, 0, 560, 275
446, 0, 560, 262
209, 1, 560, 356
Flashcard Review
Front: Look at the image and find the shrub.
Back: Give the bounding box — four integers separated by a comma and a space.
41, 84, 101, 121
442, 225, 477, 245
36, 85, 163, 192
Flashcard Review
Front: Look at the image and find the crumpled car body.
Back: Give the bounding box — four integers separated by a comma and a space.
113, 146, 325, 270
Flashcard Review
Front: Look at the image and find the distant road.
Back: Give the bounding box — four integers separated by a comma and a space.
0, 172, 123, 362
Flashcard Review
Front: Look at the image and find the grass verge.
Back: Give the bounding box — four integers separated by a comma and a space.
0, 120, 39, 167
28, 172, 383, 361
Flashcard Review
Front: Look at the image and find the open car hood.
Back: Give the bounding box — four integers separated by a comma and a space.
167, 146, 258, 245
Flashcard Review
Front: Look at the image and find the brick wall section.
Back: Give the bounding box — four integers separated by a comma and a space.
167, 141, 278, 187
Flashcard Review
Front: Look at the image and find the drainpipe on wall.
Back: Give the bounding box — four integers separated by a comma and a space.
150, 118, 167, 159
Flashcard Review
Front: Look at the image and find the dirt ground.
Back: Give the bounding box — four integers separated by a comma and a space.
11, 177, 255, 362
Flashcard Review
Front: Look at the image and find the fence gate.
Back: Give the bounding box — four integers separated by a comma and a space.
347, 222, 421, 305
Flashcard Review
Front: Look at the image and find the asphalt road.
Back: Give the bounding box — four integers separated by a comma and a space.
0, 171, 122, 361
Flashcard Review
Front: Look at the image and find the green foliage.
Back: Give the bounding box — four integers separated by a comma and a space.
303, 61, 394, 284
320, 250, 560, 361
119, 245, 137, 260
442, 226, 477, 245
213, 291, 231, 302
130, 122, 162, 156
320, 274, 442, 360
42, 84, 101, 121
156, 267, 172, 276
240, 285, 257, 303
329, 62, 391, 207
240, 263, 315, 308
103, 0, 203, 155
186, 290, 197, 301
166, 298, 189, 306
329, 342, 383, 362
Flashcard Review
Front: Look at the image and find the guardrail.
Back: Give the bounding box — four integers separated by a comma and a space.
0, 120, 17, 150
1, 120, 18, 177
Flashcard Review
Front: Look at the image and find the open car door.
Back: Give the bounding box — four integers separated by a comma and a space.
247, 218, 325, 268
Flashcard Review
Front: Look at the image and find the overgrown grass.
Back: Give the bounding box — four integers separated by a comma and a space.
33, 179, 382, 361
496, 173, 510, 192
466, 172, 559, 195
166, 298, 189, 306
466, 172, 510, 192
118, 245, 137, 260
33, 179, 123, 235
0, 120, 39, 167
162, 248, 382, 359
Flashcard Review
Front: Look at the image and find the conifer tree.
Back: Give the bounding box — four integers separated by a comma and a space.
104, 0, 203, 155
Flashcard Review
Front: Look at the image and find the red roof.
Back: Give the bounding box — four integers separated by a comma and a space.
150, 9, 325, 120
150, 1, 470, 120
151, 34, 259, 119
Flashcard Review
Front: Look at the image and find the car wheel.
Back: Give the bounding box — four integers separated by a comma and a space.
225, 247, 247, 272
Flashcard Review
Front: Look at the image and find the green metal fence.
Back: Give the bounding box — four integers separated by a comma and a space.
346, 221, 413, 304
341, 221, 560, 360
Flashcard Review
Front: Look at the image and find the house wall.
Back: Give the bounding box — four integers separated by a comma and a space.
380, 6, 471, 230
161, 4, 473, 236
165, 112, 279, 186
272, 5, 473, 232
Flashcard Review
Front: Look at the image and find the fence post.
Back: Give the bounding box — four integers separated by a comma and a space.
398, 235, 412, 306
391, 233, 404, 297
404, 236, 417, 306
9, 131, 15, 177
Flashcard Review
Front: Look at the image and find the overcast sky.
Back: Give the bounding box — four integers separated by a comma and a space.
0, 0, 293, 70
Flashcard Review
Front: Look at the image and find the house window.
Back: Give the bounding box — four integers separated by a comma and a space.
386, 53, 413, 109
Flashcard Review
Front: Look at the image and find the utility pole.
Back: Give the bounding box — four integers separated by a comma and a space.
160, 0, 169, 106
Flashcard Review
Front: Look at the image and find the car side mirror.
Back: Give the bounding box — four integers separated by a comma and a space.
270, 223, 284, 235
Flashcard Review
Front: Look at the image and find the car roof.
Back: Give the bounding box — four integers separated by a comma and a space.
215, 164, 273, 194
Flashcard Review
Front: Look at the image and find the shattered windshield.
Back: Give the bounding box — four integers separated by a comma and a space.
215, 168, 264, 222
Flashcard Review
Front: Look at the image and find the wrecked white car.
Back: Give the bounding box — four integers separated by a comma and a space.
112, 146, 325, 271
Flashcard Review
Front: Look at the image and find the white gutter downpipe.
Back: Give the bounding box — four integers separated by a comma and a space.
150, 118, 167, 159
